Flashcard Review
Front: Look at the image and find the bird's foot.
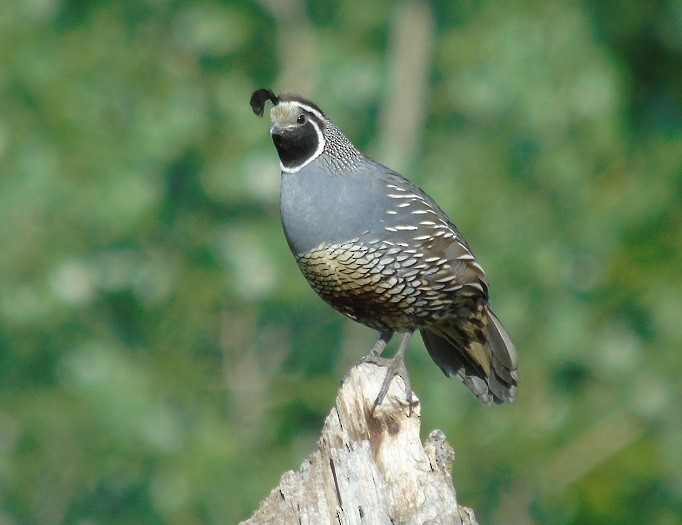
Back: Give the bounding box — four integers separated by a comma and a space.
341, 331, 393, 382
356, 353, 417, 415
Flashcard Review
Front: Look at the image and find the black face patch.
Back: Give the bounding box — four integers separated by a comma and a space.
271, 120, 320, 169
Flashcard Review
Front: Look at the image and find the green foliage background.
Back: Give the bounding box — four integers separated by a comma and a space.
1, 0, 681, 523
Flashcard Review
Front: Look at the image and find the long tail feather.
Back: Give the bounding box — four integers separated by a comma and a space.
420, 305, 518, 404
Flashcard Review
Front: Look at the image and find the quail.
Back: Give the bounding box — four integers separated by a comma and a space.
250, 88, 518, 407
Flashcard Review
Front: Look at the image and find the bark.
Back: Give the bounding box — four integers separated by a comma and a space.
242, 363, 480, 525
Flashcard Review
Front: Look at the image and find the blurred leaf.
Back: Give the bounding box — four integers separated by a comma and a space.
0, 0, 680, 523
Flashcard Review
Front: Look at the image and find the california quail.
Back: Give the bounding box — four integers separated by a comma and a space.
250, 88, 518, 406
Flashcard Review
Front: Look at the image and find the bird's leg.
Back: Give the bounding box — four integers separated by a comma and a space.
369, 331, 417, 414
345, 331, 393, 380
369, 330, 393, 358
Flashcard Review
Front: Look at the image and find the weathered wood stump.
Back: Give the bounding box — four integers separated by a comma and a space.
242, 363, 480, 525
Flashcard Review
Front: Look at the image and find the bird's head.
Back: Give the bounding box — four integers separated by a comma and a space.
250, 88, 329, 173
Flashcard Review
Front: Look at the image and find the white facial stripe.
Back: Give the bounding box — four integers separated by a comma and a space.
280, 117, 326, 174
286, 101, 326, 123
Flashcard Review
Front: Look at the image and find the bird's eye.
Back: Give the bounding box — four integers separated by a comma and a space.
297, 115, 306, 124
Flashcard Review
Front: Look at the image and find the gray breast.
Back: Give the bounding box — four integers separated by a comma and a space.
280, 158, 387, 256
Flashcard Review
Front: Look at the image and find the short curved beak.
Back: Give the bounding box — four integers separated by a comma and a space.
270, 124, 287, 151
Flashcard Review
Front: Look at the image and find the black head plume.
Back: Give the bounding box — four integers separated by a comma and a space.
250, 89, 279, 117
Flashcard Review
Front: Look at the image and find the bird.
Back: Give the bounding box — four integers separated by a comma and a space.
250, 88, 518, 408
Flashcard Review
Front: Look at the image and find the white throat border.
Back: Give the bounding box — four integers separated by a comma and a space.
272, 101, 326, 174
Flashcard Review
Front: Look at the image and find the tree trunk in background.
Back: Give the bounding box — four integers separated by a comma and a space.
241, 363, 480, 525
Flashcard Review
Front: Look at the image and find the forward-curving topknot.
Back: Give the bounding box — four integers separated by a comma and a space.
250, 88, 279, 117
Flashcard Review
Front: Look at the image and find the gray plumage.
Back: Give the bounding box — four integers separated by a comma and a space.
251, 89, 518, 405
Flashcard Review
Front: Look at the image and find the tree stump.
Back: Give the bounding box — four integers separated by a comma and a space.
241, 363, 480, 525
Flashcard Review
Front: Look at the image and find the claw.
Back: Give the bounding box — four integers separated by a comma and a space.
361, 331, 418, 415
372, 353, 415, 413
